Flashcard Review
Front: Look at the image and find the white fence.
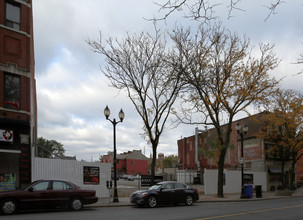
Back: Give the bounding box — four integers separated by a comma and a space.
32, 157, 111, 198
204, 169, 267, 194
177, 170, 198, 184
177, 169, 267, 195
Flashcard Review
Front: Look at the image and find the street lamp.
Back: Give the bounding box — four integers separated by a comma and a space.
104, 105, 125, 202
235, 123, 248, 199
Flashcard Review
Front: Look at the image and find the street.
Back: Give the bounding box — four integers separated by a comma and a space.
3, 197, 303, 220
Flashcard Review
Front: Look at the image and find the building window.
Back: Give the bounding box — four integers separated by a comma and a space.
5, 1, 21, 30
4, 73, 20, 110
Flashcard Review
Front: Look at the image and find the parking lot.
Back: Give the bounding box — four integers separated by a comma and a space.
115, 179, 148, 197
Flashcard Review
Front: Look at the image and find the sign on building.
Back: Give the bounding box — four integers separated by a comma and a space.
0, 174, 16, 191
0, 130, 13, 142
141, 175, 163, 186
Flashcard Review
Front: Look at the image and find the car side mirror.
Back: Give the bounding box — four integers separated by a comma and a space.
28, 187, 33, 192
160, 188, 164, 192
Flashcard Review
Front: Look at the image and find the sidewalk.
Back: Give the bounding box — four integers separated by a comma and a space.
88, 188, 303, 208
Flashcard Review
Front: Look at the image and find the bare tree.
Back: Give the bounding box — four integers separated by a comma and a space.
296, 53, 303, 74
155, 0, 286, 21
87, 27, 182, 184
170, 24, 279, 197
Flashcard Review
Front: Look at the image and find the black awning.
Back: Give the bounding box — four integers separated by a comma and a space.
268, 168, 282, 174
0, 117, 30, 126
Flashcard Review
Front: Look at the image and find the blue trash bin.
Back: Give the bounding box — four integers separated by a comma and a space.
244, 185, 253, 198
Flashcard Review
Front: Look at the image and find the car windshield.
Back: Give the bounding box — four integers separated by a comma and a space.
149, 184, 162, 190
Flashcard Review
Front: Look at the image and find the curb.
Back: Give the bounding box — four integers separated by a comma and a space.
87, 194, 303, 208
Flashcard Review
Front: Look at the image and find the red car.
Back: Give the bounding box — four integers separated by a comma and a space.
0, 180, 98, 215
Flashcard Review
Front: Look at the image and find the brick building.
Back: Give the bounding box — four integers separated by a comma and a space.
0, 0, 36, 190
177, 113, 296, 191
103, 150, 149, 176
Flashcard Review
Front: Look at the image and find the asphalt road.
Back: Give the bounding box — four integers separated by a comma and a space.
3, 197, 303, 220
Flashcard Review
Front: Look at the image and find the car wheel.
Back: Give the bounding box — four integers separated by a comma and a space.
148, 196, 157, 208
185, 195, 193, 206
70, 197, 83, 211
1, 199, 17, 215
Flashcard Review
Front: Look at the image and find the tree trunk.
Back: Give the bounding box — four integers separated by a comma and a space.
281, 158, 285, 189
290, 161, 296, 187
290, 151, 297, 187
151, 145, 157, 185
217, 148, 227, 198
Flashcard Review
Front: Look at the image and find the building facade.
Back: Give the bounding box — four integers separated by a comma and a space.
177, 113, 295, 191
0, 0, 36, 190
103, 150, 149, 176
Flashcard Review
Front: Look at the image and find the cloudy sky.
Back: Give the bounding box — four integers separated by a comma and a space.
32, 0, 303, 162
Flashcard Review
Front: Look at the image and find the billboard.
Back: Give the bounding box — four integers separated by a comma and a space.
83, 166, 100, 185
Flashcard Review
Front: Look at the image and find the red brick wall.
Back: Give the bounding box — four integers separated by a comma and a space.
126, 159, 148, 175
116, 159, 126, 173
0, 2, 32, 70
0, 30, 29, 69
0, 1, 4, 25
177, 116, 265, 171
0, 1, 34, 116
0, 71, 3, 106
0, 0, 35, 186
178, 136, 196, 170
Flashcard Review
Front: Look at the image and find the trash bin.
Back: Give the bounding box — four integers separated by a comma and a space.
244, 184, 253, 198
255, 185, 262, 198
193, 177, 201, 184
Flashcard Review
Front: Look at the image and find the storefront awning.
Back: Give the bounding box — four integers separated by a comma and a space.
0, 149, 21, 154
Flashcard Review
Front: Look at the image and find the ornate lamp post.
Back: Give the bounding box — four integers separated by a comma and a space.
235, 123, 248, 199
104, 105, 125, 202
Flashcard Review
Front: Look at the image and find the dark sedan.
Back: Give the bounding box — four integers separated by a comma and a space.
130, 181, 199, 208
0, 179, 98, 215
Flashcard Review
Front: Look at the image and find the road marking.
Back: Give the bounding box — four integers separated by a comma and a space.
196, 204, 303, 220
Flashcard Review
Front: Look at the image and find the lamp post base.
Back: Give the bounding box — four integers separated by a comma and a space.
113, 187, 119, 203
240, 186, 246, 199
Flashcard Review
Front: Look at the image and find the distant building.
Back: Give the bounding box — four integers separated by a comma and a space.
177, 113, 300, 191
158, 153, 164, 160
0, 0, 37, 189
103, 150, 149, 176
150, 153, 165, 173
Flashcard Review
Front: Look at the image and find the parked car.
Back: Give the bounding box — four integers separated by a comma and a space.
0, 179, 98, 215
119, 174, 128, 180
126, 175, 135, 181
120, 174, 135, 181
111, 173, 120, 180
130, 181, 199, 208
